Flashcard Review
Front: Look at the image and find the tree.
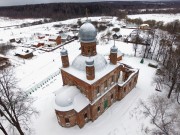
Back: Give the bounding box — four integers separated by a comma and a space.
154, 47, 180, 99
131, 30, 142, 57
140, 94, 180, 135
0, 68, 38, 135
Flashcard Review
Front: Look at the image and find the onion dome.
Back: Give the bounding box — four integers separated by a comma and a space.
72, 54, 107, 71
79, 21, 97, 43
110, 45, 118, 53
60, 48, 68, 56
55, 86, 79, 107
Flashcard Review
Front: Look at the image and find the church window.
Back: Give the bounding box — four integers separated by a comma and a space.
111, 94, 114, 102
97, 106, 100, 113
104, 80, 108, 90
65, 118, 70, 126
124, 87, 126, 93
97, 86, 100, 97
84, 113, 88, 121
111, 94, 113, 99
111, 75, 114, 85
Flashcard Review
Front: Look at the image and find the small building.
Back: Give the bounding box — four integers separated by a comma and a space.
59, 33, 72, 42
49, 35, 61, 45
0, 54, 10, 69
32, 42, 44, 48
112, 32, 122, 39
9, 38, 15, 43
38, 34, 45, 39
140, 24, 150, 30
15, 49, 33, 59
44, 41, 57, 47
16, 39, 21, 44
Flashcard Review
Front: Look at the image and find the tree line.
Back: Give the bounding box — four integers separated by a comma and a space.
0, 1, 179, 20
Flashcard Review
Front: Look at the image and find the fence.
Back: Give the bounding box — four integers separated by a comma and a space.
25, 70, 61, 97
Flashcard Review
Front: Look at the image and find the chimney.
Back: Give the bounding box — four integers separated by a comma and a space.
60, 48, 69, 68
85, 58, 95, 80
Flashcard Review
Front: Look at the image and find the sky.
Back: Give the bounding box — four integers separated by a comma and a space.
0, 0, 173, 7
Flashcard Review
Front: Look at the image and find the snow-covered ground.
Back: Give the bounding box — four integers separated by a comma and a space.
128, 13, 180, 23
30, 55, 157, 135
0, 17, 45, 27
0, 15, 170, 135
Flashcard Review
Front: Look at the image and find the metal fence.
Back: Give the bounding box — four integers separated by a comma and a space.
25, 70, 61, 96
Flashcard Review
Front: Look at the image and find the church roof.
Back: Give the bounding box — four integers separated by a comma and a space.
79, 21, 97, 43
54, 86, 89, 112
72, 54, 107, 71
62, 60, 118, 85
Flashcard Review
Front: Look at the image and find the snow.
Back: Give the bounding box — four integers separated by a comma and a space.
49, 35, 59, 40
0, 17, 44, 27
71, 54, 107, 72
54, 86, 89, 112
0, 15, 173, 135
63, 62, 118, 85
15, 47, 33, 55
128, 14, 180, 23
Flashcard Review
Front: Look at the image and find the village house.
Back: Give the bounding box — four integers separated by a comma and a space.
140, 24, 150, 30
0, 54, 10, 69
54, 21, 139, 128
32, 42, 44, 48
49, 35, 61, 45
15, 48, 33, 59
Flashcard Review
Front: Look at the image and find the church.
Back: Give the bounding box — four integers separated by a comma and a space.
54, 20, 139, 128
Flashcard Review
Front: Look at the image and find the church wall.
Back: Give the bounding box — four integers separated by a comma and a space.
91, 67, 120, 102
76, 105, 91, 128
55, 109, 77, 128
61, 70, 93, 101
118, 71, 139, 100
81, 42, 97, 56
90, 85, 117, 121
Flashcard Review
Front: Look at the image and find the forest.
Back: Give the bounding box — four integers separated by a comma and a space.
0, 1, 180, 20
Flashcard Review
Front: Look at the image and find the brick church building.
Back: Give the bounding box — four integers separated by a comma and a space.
54, 20, 139, 128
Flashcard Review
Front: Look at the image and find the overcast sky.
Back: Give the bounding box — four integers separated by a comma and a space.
0, 0, 172, 7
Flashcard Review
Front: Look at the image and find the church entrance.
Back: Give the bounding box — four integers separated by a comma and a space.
104, 99, 108, 110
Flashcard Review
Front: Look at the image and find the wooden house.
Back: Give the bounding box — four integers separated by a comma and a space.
49, 35, 61, 45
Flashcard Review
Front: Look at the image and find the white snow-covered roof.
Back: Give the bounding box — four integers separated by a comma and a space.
49, 35, 59, 40
54, 86, 89, 112
62, 61, 118, 85
15, 48, 33, 55
72, 54, 107, 71
44, 41, 57, 45
140, 24, 149, 27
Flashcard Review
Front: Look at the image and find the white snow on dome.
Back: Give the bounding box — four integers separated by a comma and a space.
54, 86, 89, 112
79, 21, 97, 43
72, 54, 107, 71
55, 86, 79, 107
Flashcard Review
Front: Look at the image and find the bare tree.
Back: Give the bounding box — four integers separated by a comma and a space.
154, 47, 180, 99
0, 68, 38, 135
140, 94, 180, 135
131, 30, 142, 57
